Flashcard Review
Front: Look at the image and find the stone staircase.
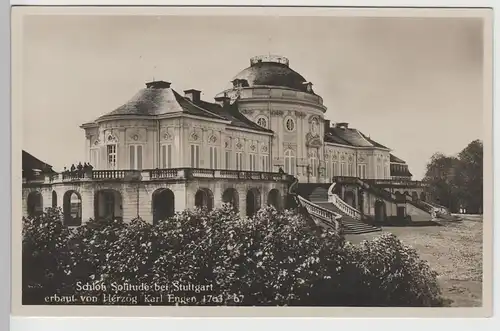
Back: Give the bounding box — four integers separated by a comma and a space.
302, 185, 381, 235
315, 202, 381, 234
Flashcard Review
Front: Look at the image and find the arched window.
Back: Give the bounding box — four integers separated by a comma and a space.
256, 116, 268, 129
194, 188, 214, 211
27, 191, 43, 217
267, 189, 281, 210
222, 188, 239, 211
63, 191, 82, 226
284, 149, 296, 175
152, 188, 175, 224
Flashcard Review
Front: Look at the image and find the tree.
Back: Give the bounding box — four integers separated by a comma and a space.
423, 140, 483, 214
423, 153, 460, 211
457, 140, 483, 213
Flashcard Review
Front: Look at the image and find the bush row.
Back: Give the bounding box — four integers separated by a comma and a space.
22, 206, 445, 306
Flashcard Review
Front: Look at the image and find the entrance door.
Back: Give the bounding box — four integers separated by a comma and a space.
397, 206, 406, 219
104, 192, 115, 220
374, 201, 385, 223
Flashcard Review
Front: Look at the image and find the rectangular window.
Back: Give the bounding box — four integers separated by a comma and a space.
249, 154, 257, 171
161, 144, 172, 168
358, 164, 367, 179
129, 145, 143, 170
348, 163, 354, 177
225, 151, 231, 169
236, 152, 243, 170
190, 145, 200, 168
340, 163, 346, 176
261, 155, 269, 172
332, 162, 338, 177
377, 164, 382, 178
210, 147, 218, 169
107, 144, 117, 170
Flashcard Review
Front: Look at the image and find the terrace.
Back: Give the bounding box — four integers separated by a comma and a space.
22, 168, 293, 185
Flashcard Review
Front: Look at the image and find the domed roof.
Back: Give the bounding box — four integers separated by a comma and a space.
229, 55, 313, 93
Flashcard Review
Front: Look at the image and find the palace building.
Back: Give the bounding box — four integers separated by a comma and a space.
22, 55, 440, 234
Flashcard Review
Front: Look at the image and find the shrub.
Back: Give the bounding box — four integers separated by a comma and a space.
344, 234, 443, 306
22, 205, 445, 307
22, 207, 71, 304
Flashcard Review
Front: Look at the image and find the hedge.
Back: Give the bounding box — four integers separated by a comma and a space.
22, 206, 445, 306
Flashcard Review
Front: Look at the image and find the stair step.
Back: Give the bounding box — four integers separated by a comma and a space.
312, 201, 381, 235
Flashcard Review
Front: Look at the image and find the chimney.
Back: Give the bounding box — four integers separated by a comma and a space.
324, 119, 331, 131
145, 80, 171, 89
336, 122, 349, 129
184, 89, 201, 103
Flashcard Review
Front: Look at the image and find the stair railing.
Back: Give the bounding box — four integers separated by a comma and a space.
327, 182, 362, 220
297, 195, 342, 233
288, 176, 342, 233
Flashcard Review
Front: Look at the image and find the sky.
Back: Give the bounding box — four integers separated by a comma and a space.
21, 14, 484, 179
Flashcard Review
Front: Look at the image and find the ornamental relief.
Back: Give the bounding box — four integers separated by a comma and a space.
235, 139, 243, 150
189, 131, 200, 142
294, 110, 307, 118
261, 145, 269, 153
127, 128, 147, 142
307, 149, 317, 158
208, 133, 218, 144
270, 110, 285, 116
305, 133, 322, 148
104, 131, 119, 144
162, 129, 173, 141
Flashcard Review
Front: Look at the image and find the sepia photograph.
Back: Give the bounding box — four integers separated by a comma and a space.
12, 6, 492, 317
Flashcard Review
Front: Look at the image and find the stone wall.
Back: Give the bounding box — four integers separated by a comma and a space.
22, 178, 288, 225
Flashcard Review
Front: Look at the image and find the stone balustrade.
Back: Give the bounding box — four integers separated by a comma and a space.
365, 179, 428, 188
329, 193, 362, 220
297, 195, 342, 232
23, 168, 292, 185
236, 87, 324, 106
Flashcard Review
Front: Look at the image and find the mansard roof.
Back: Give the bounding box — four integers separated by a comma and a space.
324, 126, 389, 149
196, 99, 273, 133
91, 81, 272, 134
390, 153, 407, 164
22, 150, 54, 173
95, 81, 224, 122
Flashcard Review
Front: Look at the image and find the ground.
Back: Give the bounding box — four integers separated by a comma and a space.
345, 215, 483, 307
